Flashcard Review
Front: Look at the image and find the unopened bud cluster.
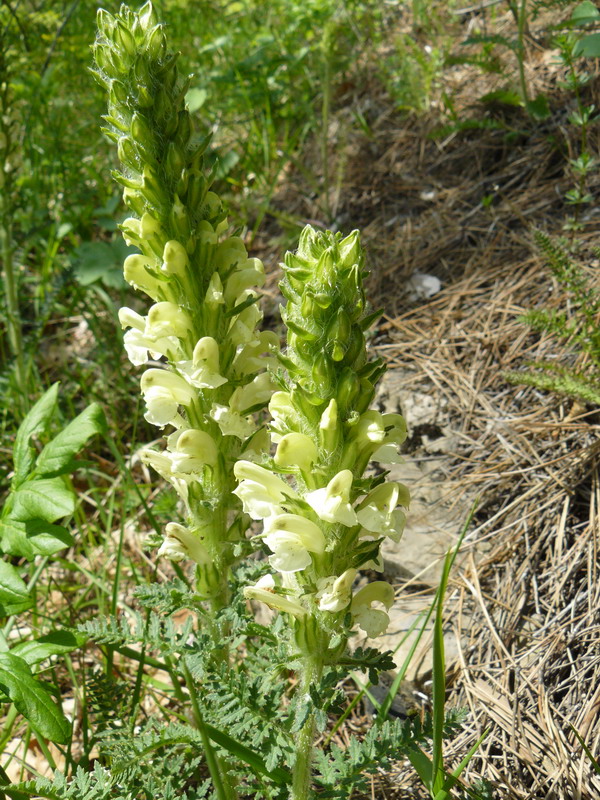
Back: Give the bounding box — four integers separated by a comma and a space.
238, 227, 409, 649
93, 3, 276, 597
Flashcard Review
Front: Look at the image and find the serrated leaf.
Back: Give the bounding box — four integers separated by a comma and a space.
35, 403, 106, 477
12, 385, 60, 489
0, 518, 73, 560
0, 653, 70, 743
0, 561, 33, 616
526, 93, 550, 120
11, 630, 83, 666
463, 33, 517, 51
11, 479, 75, 523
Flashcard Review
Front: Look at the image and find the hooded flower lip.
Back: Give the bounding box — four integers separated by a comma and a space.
305, 469, 358, 526
210, 404, 254, 440
157, 522, 211, 565
316, 568, 357, 612
177, 336, 227, 390
233, 460, 299, 520
356, 482, 409, 542
168, 428, 218, 471
119, 306, 176, 365
274, 432, 318, 472
351, 581, 395, 638
140, 368, 196, 426
262, 513, 325, 573
229, 372, 276, 414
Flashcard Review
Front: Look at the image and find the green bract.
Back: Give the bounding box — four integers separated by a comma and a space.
93, 2, 277, 603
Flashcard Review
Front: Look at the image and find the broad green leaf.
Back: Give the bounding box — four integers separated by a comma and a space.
571, 1, 600, 24
12, 631, 83, 666
0, 561, 33, 616
0, 653, 70, 743
11, 479, 75, 524
35, 403, 106, 477
12, 385, 60, 489
574, 33, 600, 57
0, 518, 73, 560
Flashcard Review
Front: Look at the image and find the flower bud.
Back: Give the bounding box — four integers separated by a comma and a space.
120, 217, 142, 245
312, 352, 334, 389
123, 254, 162, 300
171, 428, 218, 468
204, 271, 224, 307
319, 399, 339, 451
338, 229, 361, 267
140, 211, 162, 239
336, 368, 360, 413
169, 195, 191, 241
162, 239, 188, 275
146, 24, 167, 60
96, 8, 115, 37
117, 136, 139, 170
139, 1, 159, 31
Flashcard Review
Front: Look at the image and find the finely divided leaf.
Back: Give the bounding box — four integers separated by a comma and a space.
0, 653, 70, 743
12, 384, 60, 489
35, 403, 106, 477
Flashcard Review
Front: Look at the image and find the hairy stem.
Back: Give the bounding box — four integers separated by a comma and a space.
291, 655, 323, 800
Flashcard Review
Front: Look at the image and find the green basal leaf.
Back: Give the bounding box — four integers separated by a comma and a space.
0, 653, 70, 744
12, 384, 60, 489
0, 561, 34, 616
526, 94, 550, 120
0, 518, 73, 560
10, 478, 75, 524
11, 631, 83, 667
35, 402, 106, 477
574, 32, 600, 57
571, 1, 600, 25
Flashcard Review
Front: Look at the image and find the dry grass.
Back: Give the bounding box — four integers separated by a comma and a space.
254, 7, 600, 797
